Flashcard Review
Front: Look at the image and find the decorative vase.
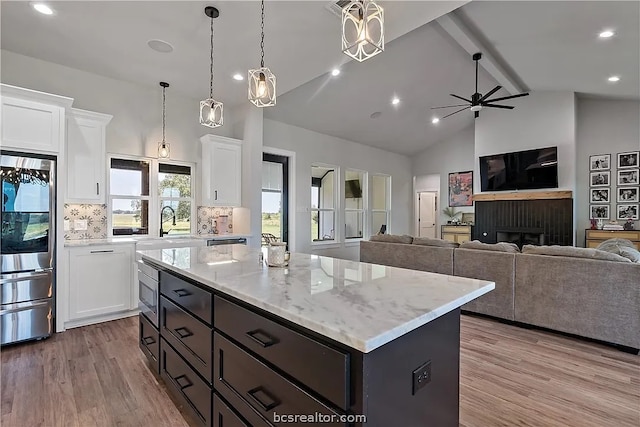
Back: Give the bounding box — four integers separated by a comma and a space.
596, 219, 604, 230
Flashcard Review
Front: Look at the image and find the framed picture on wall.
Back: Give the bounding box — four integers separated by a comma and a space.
590, 188, 610, 203
617, 204, 639, 220
589, 154, 610, 171
448, 171, 473, 207
617, 151, 639, 169
590, 205, 610, 220
618, 169, 639, 185
617, 187, 639, 203
590, 171, 610, 187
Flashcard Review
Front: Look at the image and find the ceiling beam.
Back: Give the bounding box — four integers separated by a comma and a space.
436, 12, 525, 95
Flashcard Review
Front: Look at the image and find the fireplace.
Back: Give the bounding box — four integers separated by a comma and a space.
497, 230, 545, 249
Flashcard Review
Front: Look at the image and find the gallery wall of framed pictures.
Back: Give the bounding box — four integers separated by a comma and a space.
589, 150, 639, 222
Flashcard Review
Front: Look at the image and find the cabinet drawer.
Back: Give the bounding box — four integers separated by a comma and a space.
214, 333, 344, 426
442, 226, 471, 234
161, 271, 212, 325
213, 393, 257, 427
160, 296, 212, 383
586, 230, 640, 241
139, 314, 159, 373
160, 338, 212, 427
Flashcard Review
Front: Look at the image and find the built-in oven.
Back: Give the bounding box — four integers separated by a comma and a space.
137, 260, 159, 328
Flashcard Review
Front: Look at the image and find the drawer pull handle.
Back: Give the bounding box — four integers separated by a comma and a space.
172, 289, 191, 297
174, 327, 193, 339
142, 336, 156, 345
246, 386, 280, 412
246, 329, 278, 348
173, 374, 193, 390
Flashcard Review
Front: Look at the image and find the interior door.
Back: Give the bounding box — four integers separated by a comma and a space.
418, 192, 437, 238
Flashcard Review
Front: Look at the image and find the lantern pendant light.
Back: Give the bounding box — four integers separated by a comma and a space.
342, 0, 384, 62
158, 82, 170, 159
200, 6, 223, 128
248, 0, 276, 107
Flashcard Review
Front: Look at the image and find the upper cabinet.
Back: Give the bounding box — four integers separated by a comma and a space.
0, 84, 73, 154
200, 135, 242, 207
65, 108, 113, 203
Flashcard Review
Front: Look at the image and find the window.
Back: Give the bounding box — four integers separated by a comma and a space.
110, 159, 150, 235
344, 169, 366, 240
311, 165, 336, 242
371, 174, 391, 234
159, 163, 192, 235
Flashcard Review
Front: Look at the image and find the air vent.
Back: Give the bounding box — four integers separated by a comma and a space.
325, 0, 352, 17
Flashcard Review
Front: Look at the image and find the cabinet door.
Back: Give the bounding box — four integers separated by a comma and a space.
66, 111, 111, 203
1, 96, 63, 153
69, 245, 133, 320
201, 136, 242, 207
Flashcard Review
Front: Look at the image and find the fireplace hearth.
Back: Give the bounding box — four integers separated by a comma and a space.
497, 230, 545, 249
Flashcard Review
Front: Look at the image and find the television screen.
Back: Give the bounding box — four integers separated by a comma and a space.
345, 179, 362, 198
479, 147, 558, 191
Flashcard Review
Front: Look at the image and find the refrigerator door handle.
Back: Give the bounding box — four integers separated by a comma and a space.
0, 300, 51, 315
0, 271, 51, 284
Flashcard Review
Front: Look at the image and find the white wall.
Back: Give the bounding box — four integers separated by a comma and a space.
412, 125, 475, 234
576, 97, 640, 245
263, 119, 412, 260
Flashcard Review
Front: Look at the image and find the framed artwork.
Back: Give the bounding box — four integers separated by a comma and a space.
590, 188, 610, 203
448, 171, 473, 207
617, 169, 639, 186
589, 154, 610, 171
617, 204, 639, 220
617, 187, 639, 203
590, 171, 610, 187
590, 205, 610, 220
617, 151, 639, 169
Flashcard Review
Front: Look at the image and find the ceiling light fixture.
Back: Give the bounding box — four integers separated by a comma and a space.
158, 82, 171, 159
32, 3, 53, 15
391, 97, 400, 105
248, 0, 276, 107
432, 117, 440, 124
599, 30, 615, 38
342, 0, 384, 62
233, 73, 244, 81
608, 75, 620, 82
199, 6, 223, 128
147, 40, 174, 53
331, 68, 341, 76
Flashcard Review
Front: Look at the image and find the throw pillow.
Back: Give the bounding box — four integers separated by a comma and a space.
597, 238, 640, 263
521, 245, 631, 263
412, 236, 459, 248
459, 240, 520, 253
369, 234, 413, 244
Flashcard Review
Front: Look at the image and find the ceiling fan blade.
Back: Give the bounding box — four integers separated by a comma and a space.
441, 106, 469, 119
484, 104, 515, 109
431, 104, 470, 110
485, 92, 529, 103
450, 94, 472, 103
474, 111, 479, 119
479, 85, 502, 103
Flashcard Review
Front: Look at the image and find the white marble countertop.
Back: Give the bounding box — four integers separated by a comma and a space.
138, 245, 494, 353
64, 234, 252, 247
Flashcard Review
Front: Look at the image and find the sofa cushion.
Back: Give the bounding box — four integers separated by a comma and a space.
596, 238, 640, 263
459, 240, 520, 253
412, 236, 459, 248
369, 234, 413, 244
521, 244, 632, 263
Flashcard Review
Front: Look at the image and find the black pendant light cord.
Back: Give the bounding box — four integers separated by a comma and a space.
209, 15, 214, 98
260, 0, 265, 68
162, 85, 166, 143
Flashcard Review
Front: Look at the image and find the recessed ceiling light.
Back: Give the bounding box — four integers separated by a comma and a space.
599, 30, 615, 39
391, 97, 400, 105
147, 39, 174, 53
233, 73, 244, 81
331, 69, 340, 77
432, 117, 440, 124
32, 3, 53, 15
370, 111, 382, 119
608, 75, 620, 82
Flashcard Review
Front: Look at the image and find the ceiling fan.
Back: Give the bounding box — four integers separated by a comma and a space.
432, 52, 529, 119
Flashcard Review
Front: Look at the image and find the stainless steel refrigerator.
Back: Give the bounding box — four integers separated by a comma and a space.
1, 151, 55, 345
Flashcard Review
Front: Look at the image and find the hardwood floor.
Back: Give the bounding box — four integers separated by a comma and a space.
1, 315, 638, 426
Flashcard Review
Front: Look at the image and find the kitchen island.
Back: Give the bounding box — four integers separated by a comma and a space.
137, 245, 494, 427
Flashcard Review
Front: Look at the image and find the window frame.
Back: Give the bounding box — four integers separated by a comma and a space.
158, 161, 195, 236
370, 173, 391, 235
311, 164, 339, 246
344, 168, 368, 243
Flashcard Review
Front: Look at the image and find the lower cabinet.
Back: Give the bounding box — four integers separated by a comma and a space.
139, 313, 159, 374
213, 393, 254, 427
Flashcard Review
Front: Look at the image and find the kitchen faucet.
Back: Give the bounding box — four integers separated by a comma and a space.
159, 206, 176, 237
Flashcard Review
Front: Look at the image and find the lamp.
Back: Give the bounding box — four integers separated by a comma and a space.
341, 0, 384, 62
200, 6, 223, 128
248, 0, 276, 107
158, 82, 170, 159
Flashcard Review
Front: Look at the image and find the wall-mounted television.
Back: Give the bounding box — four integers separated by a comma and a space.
345, 179, 362, 198
479, 147, 558, 191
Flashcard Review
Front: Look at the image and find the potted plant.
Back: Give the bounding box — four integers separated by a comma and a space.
443, 207, 462, 224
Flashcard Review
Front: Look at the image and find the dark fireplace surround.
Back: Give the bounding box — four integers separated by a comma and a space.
473, 197, 573, 247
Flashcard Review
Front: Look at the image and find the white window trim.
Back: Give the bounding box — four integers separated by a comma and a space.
370, 173, 392, 236
311, 163, 339, 246
344, 168, 368, 242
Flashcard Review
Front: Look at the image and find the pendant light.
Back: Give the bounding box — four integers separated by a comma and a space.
341, 0, 384, 62
248, 0, 276, 107
199, 6, 223, 128
158, 82, 170, 159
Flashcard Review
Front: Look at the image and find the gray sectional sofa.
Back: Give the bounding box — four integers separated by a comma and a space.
360, 238, 640, 350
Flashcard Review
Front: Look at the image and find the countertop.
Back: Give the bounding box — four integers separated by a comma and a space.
138, 245, 494, 353
64, 234, 252, 247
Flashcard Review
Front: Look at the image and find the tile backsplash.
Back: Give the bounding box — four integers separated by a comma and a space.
64, 204, 108, 240
197, 206, 234, 235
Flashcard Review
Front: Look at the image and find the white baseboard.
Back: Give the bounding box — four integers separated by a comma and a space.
62, 309, 139, 330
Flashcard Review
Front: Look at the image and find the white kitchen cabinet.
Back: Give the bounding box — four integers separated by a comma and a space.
68, 244, 134, 322
0, 84, 73, 154
65, 108, 112, 203
200, 134, 242, 206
